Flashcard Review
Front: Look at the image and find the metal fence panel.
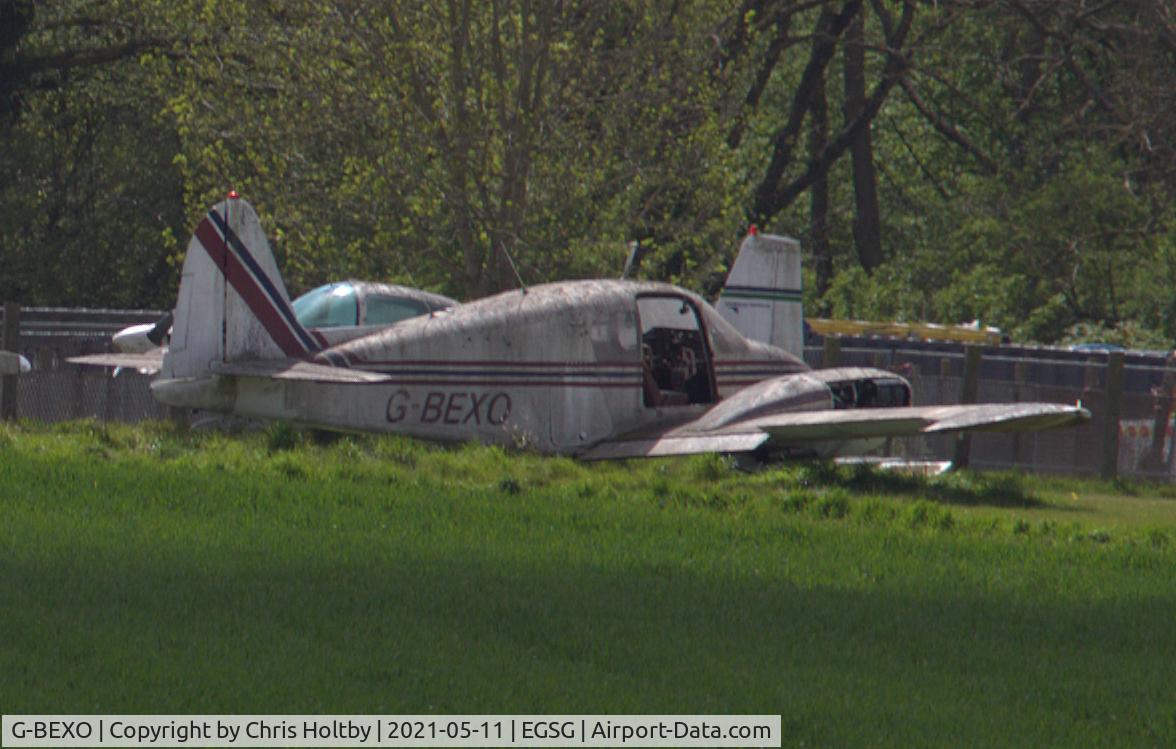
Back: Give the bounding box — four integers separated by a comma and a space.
804, 343, 1176, 480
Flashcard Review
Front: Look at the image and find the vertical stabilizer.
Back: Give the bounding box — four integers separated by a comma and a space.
716, 231, 803, 357
162, 196, 318, 379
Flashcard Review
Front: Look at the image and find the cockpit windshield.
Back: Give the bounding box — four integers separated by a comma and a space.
292, 283, 359, 328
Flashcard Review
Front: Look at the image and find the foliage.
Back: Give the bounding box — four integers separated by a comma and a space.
150, 0, 745, 297
2, 0, 1175, 346
0, 0, 185, 307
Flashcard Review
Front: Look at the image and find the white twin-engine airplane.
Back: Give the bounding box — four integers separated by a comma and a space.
74, 196, 1089, 460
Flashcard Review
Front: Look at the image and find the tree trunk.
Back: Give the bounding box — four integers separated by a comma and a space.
843, 10, 883, 272
750, 1, 862, 225
808, 65, 832, 300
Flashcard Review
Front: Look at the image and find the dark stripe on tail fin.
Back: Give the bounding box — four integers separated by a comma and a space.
193, 215, 317, 358
207, 208, 320, 354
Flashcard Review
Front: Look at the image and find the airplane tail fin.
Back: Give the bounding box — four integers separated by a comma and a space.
715, 229, 804, 358
162, 195, 320, 379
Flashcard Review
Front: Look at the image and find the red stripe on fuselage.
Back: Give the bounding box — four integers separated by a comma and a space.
194, 218, 308, 358
367, 378, 637, 388
349, 358, 641, 369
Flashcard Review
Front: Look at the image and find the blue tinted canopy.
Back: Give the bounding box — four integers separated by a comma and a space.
292, 283, 359, 328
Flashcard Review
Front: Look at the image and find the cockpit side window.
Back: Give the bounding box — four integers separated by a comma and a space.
291, 283, 360, 328
636, 295, 717, 407
363, 295, 429, 326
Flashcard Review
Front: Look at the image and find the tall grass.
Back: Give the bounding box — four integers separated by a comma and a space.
1, 421, 1174, 746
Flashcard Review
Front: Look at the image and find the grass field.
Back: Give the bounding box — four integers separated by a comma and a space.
2, 421, 1175, 747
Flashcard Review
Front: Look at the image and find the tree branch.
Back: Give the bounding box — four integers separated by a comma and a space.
6, 37, 172, 85
755, 0, 914, 220
900, 77, 998, 174
750, 0, 863, 222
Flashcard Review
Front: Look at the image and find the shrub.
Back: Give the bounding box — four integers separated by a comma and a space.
265, 422, 305, 452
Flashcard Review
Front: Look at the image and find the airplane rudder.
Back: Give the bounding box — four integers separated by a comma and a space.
213, 196, 291, 297
162, 203, 231, 378
163, 194, 314, 377
210, 196, 316, 361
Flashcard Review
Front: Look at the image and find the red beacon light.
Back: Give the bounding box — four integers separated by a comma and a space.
227, 190, 240, 200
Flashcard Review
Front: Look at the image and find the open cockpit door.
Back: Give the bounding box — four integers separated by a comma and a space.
637, 295, 717, 408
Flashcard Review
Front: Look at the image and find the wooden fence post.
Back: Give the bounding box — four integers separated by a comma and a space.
822, 337, 841, 368
1011, 361, 1027, 467
1, 301, 20, 421
938, 357, 952, 407
952, 345, 983, 468
1100, 352, 1125, 480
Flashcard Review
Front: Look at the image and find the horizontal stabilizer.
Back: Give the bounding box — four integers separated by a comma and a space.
213, 359, 392, 383
69, 352, 164, 373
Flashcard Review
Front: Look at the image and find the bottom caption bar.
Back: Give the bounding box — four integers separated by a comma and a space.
2, 715, 781, 748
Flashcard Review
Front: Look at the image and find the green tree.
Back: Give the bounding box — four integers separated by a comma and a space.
4, 0, 1176, 353
0, 0, 185, 307
158, 0, 744, 299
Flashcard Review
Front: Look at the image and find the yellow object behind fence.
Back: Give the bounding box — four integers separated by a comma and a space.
807, 318, 1002, 345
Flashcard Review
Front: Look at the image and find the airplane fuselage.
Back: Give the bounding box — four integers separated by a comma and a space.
153, 279, 918, 457
156, 282, 732, 442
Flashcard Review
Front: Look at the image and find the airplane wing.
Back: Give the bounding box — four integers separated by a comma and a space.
743, 402, 1090, 443
581, 402, 1089, 460
69, 351, 164, 373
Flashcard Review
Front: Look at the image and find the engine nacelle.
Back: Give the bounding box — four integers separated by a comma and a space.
695, 367, 913, 433
805, 367, 912, 409
691, 372, 833, 432
691, 367, 914, 460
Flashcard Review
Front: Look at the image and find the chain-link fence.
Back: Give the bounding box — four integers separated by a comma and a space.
2, 306, 169, 423
16, 368, 166, 422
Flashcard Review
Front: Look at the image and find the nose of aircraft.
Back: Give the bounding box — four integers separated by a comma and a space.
113, 323, 159, 353
0, 351, 30, 374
